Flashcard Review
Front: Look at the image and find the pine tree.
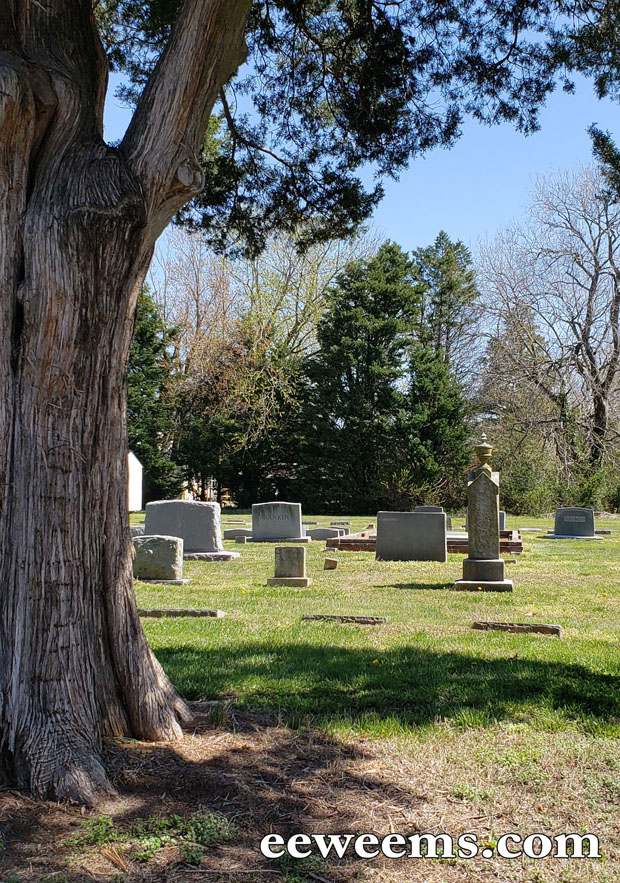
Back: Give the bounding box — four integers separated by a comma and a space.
127, 289, 181, 500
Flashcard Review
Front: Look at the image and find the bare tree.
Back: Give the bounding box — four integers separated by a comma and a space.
477, 165, 620, 470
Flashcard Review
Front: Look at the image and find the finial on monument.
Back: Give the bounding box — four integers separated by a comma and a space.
474, 432, 493, 475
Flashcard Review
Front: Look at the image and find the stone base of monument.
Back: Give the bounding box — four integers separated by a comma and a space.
184, 551, 241, 560
454, 579, 513, 592
137, 578, 191, 585
542, 533, 603, 540
251, 536, 311, 543
454, 558, 513, 592
267, 576, 313, 587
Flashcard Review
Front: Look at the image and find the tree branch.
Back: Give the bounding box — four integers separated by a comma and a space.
122, 0, 251, 235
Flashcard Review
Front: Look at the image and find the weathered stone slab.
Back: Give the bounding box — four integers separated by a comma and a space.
138, 608, 226, 618
267, 545, 312, 587
307, 527, 344, 540
252, 501, 303, 540
324, 557, 338, 570
375, 511, 447, 562
145, 500, 226, 553
499, 510, 506, 531
302, 614, 386, 625
223, 528, 253, 539
331, 521, 352, 525
472, 620, 561, 637
184, 551, 240, 560
130, 525, 144, 538
132, 535, 185, 582
414, 505, 444, 513
545, 507, 600, 539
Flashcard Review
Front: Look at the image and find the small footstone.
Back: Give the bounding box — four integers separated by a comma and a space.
267, 545, 312, 587
472, 620, 561, 637
324, 558, 338, 570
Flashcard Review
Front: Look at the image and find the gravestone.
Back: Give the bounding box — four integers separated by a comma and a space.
266, 546, 312, 587
499, 510, 506, 530
415, 506, 453, 530
132, 535, 189, 584
455, 435, 512, 592
145, 500, 240, 560
252, 502, 309, 542
223, 528, 253, 539
375, 511, 447, 562
306, 527, 344, 540
545, 507, 602, 540
130, 525, 144, 538
127, 451, 143, 512
331, 520, 352, 525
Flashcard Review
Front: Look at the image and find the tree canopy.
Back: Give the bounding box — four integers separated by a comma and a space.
95, 0, 614, 255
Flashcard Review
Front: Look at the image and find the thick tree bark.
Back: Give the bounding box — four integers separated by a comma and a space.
0, 0, 250, 803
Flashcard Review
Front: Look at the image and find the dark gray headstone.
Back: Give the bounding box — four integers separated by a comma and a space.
375, 511, 447, 562
553, 507, 595, 538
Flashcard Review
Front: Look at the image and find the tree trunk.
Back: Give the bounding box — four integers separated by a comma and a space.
0, 0, 250, 804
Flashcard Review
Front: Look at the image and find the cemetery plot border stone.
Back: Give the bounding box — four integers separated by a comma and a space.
472, 621, 562, 637
184, 551, 240, 560
302, 614, 387, 625
137, 578, 190, 586
138, 608, 226, 618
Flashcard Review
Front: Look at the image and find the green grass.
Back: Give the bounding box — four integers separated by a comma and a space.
133, 512, 620, 741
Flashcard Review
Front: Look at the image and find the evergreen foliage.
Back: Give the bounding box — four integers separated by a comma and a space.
127, 289, 181, 500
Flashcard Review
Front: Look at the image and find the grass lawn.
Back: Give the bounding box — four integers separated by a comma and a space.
3, 513, 620, 883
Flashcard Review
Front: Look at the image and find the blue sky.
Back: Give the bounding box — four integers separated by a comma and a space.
104, 72, 619, 253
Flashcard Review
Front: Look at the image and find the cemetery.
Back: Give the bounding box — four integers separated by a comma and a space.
4, 3, 620, 882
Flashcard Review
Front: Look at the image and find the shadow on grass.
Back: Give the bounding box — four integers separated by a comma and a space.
156, 642, 620, 732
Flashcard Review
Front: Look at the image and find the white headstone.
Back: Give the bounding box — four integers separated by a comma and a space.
128, 451, 143, 512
